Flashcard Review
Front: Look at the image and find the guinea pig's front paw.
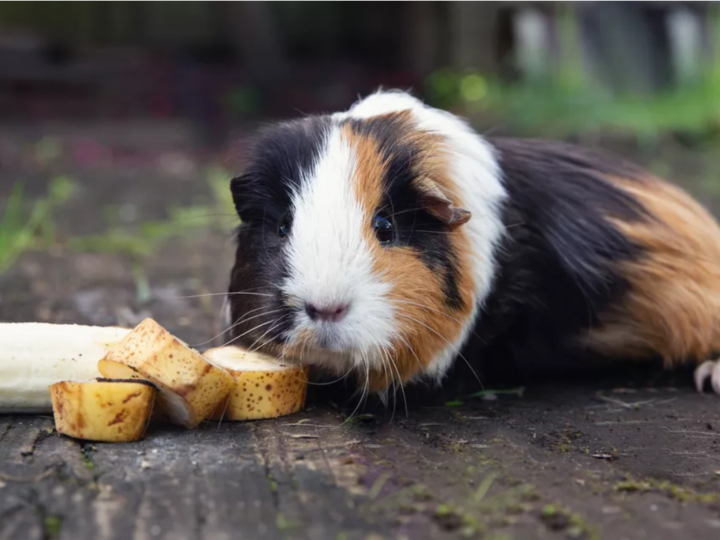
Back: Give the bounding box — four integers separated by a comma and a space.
694, 360, 720, 394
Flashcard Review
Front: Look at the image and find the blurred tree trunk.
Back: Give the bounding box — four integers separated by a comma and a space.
223, 2, 287, 84
577, 2, 672, 94
512, 6, 552, 81
666, 4, 708, 84
405, 2, 438, 78
448, 2, 501, 74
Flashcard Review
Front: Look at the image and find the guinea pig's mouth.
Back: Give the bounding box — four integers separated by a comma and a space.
227, 293, 381, 373
268, 320, 359, 366
241, 323, 381, 379
309, 325, 345, 350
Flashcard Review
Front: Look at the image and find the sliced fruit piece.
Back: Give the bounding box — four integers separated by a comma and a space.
0, 323, 131, 413
50, 379, 156, 442
205, 346, 309, 421
97, 358, 189, 426
98, 319, 234, 428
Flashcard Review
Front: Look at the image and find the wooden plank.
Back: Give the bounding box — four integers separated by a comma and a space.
3, 385, 720, 539
0, 416, 54, 464
0, 418, 12, 441
190, 423, 283, 540
90, 473, 145, 540
132, 470, 199, 540
0, 420, 102, 540
252, 424, 312, 540
254, 413, 384, 540
42, 481, 98, 540
0, 417, 57, 540
0, 508, 43, 540
82, 424, 281, 540
35, 431, 96, 483
98, 431, 200, 540
196, 466, 280, 540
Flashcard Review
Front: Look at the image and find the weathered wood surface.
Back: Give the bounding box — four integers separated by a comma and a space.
2, 385, 719, 540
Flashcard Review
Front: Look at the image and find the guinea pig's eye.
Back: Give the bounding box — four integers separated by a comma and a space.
373, 214, 395, 245
277, 215, 291, 238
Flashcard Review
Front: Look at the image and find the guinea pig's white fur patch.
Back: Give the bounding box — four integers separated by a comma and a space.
277, 89, 507, 382
281, 124, 398, 370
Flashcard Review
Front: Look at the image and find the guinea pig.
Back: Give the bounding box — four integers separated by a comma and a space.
226, 89, 720, 398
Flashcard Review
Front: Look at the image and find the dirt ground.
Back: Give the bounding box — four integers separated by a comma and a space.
1, 123, 720, 540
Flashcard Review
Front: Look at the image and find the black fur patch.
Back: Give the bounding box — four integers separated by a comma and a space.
342, 115, 465, 310
228, 116, 331, 347
459, 138, 649, 383
231, 117, 331, 225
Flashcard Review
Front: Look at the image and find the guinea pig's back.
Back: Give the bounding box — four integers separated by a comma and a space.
487, 137, 720, 368
583, 171, 720, 366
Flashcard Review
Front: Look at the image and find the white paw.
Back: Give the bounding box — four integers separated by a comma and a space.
694, 360, 720, 394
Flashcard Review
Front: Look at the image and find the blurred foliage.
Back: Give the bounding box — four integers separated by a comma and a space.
65, 166, 236, 302
0, 176, 76, 274
224, 87, 264, 120
67, 205, 219, 258
67, 166, 236, 260
426, 70, 720, 142
0, 166, 237, 280
426, 7, 720, 145
206, 166, 237, 217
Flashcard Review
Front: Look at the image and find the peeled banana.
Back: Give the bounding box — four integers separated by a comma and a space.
205, 346, 309, 421
50, 379, 156, 442
0, 323, 130, 413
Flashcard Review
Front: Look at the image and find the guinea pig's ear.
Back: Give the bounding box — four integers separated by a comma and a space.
414, 176, 472, 230
230, 173, 252, 218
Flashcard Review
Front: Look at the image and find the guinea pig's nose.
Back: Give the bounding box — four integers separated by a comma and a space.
305, 302, 349, 323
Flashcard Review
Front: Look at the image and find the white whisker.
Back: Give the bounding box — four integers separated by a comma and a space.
388, 297, 485, 343
396, 312, 484, 391
385, 346, 408, 419
341, 352, 369, 427
395, 334, 425, 375
383, 346, 397, 422
247, 315, 292, 353
218, 319, 278, 348
388, 297, 466, 326
178, 291, 273, 299
192, 307, 282, 347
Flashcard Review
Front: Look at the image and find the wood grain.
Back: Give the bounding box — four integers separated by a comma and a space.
2, 386, 720, 540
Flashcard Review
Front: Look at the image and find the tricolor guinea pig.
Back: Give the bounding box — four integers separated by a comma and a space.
226, 89, 720, 398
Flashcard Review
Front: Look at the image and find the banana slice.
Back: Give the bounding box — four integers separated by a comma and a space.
50, 379, 156, 442
204, 346, 308, 421
98, 319, 233, 428
0, 323, 131, 413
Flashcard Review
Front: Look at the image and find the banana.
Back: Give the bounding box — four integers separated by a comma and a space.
1, 320, 308, 432
0, 323, 131, 413
97, 319, 234, 428
205, 346, 308, 421
50, 379, 156, 442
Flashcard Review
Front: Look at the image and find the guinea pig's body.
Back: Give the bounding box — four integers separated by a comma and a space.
227, 90, 720, 396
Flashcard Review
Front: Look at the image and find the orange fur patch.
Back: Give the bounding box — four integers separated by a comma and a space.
583, 174, 720, 365
341, 117, 476, 392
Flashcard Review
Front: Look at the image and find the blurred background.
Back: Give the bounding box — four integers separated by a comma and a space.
1, 2, 720, 339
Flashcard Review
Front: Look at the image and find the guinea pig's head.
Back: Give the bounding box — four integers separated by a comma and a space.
226, 90, 506, 393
